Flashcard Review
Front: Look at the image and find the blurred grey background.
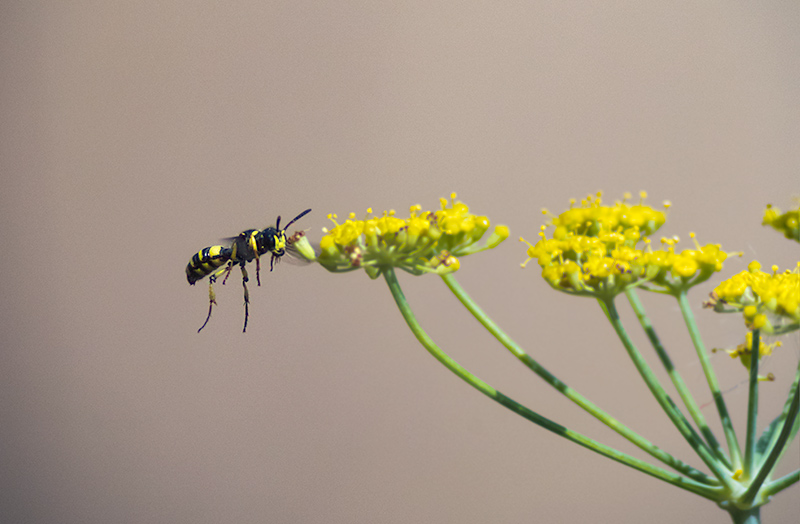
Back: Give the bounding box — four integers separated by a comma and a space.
1, 2, 798, 523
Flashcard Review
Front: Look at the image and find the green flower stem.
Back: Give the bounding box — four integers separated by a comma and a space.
384, 268, 722, 500
599, 298, 736, 489
677, 290, 743, 470
765, 469, 799, 497
751, 366, 800, 501
441, 274, 716, 485
625, 288, 731, 468
743, 330, 761, 480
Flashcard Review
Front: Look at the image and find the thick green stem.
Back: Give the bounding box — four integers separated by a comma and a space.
727, 506, 761, 524
677, 291, 743, 469
625, 289, 731, 467
600, 298, 735, 488
383, 268, 721, 500
441, 274, 716, 485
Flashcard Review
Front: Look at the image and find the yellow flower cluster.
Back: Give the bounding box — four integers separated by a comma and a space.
763, 203, 800, 242
521, 192, 732, 299
548, 191, 666, 239
713, 332, 780, 379
306, 193, 509, 279
638, 234, 731, 293
706, 261, 800, 334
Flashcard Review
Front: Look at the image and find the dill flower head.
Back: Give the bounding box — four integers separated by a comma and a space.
521, 192, 731, 300
705, 261, 800, 335
763, 203, 800, 243
305, 193, 509, 279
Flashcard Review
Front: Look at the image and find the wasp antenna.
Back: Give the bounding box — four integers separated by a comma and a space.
283, 208, 312, 231
275, 215, 282, 231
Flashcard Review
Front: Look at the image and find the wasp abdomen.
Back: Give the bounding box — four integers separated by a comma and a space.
186, 245, 232, 284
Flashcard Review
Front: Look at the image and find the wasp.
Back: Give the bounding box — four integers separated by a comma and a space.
186, 208, 311, 332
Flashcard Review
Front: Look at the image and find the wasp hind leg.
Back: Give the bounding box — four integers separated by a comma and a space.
240, 263, 251, 333
198, 263, 233, 332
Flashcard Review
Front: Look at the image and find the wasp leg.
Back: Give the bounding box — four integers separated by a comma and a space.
198, 275, 218, 332
221, 263, 234, 285
198, 262, 232, 333
247, 232, 262, 287
240, 263, 251, 333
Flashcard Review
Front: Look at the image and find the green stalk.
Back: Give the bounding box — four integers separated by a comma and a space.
743, 330, 760, 479
748, 368, 800, 502
765, 469, 799, 497
677, 290, 743, 469
600, 298, 735, 489
384, 268, 721, 500
441, 274, 716, 485
625, 288, 731, 468
757, 358, 800, 470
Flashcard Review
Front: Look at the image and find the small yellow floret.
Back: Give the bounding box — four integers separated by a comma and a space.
716, 332, 782, 376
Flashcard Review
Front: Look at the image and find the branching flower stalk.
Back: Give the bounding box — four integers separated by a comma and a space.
292, 192, 800, 524
626, 287, 737, 469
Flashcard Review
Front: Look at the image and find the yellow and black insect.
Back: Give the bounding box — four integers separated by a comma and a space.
186, 208, 311, 332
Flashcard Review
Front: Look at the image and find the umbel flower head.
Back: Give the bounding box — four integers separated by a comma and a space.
705, 261, 800, 335
712, 332, 780, 380
763, 202, 800, 243
298, 193, 509, 279
521, 192, 733, 300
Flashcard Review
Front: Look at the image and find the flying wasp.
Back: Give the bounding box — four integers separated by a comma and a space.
186, 208, 311, 332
